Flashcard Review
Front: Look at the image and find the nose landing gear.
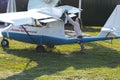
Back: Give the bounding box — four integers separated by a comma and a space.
1, 39, 9, 47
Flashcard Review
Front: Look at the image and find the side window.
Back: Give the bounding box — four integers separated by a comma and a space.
41, 22, 47, 26
23, 19, 47, 27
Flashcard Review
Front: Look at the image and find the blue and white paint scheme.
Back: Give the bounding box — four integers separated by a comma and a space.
0, 5, 81, 48
0, 4, 120, 52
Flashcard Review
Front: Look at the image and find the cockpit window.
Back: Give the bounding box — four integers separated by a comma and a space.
24, 19, 47, 27
23, 19, 47, 27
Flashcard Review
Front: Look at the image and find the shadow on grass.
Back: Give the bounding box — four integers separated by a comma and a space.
1, 42, 120, 80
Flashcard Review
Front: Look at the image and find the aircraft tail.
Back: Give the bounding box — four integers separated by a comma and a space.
98, 5, 120, 38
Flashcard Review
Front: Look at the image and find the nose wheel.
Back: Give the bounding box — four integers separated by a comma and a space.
1, 39, 9, 47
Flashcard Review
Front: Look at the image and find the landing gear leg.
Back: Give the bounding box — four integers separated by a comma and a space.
79, 43, 86, 53
36, 45, 46, 52
77, 37, 86, 53
1, 39, 9, 48
46, 44, 55, 52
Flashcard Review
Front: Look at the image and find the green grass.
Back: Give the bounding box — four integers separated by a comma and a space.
0, 26, 120, 80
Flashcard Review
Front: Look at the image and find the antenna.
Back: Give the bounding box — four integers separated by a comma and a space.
79, 0, 82, 18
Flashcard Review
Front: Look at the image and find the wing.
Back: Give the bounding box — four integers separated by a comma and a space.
0, 12, 31, 25
0, 11, 57, 26
57, 5, 81, 14
0, 5, 80, 25
30, 5, 80, 20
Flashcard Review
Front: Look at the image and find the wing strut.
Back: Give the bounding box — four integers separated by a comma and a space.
105, 32, 113, 44
21, 25, 38, 44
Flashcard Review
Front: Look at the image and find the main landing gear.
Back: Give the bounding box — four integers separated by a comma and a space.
1, 39, 9, 47
77, 36, 86, 53
36, 44, 55, 52
79, 43, 86, 53
36, 45, 46, 52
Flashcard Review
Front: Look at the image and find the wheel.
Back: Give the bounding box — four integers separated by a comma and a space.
1, 39, 9, 47
36, 45, 46, 52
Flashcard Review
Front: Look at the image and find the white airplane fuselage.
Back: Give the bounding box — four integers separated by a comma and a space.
2, 21, 78, 45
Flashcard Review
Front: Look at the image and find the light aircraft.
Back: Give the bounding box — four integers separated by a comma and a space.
0, 4, 120, 52
0, 5, 82, 51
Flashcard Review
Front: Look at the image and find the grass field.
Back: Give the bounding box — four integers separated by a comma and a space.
0, 26, 120, 80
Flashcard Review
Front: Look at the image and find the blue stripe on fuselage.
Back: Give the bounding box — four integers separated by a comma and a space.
2, 32, 118, 45
2, 32, 78, 45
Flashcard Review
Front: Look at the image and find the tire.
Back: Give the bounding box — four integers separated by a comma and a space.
36, 45, 46, 52
1, 39, 9, 47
